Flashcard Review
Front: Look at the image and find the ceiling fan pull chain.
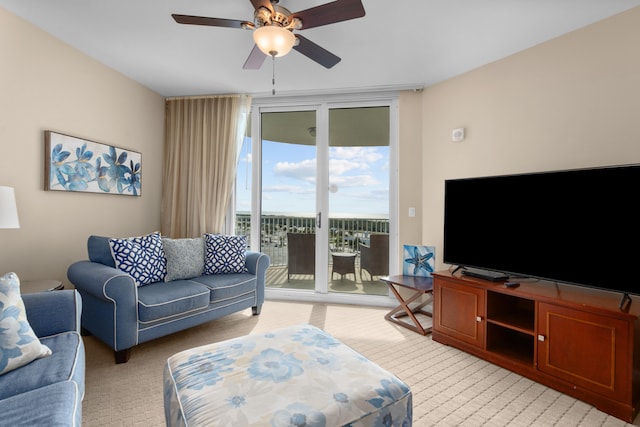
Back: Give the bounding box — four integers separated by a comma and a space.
271, 54, 276, 95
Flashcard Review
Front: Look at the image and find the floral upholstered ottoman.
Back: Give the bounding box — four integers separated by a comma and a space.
163, 324, 412, 426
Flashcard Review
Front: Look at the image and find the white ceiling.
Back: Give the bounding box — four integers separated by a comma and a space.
2, 0, 639, 98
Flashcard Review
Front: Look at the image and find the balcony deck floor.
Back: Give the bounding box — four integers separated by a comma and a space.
265, 264, 389, 296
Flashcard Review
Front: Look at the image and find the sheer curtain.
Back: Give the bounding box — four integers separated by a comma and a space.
162, 95, 251, 238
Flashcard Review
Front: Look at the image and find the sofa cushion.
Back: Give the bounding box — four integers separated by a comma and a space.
109, 231, 167, 286
0, 381, 81, 427
162, 237, 204, 282
0, 272, 52, 376
137, 281, 210, 323
87, 235, 116, 268
0, 330, 83, 400
203, 234, 248, 274
193, 273, 257, 303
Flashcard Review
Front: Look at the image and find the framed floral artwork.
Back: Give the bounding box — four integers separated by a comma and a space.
403, 245, 435, 277
44, 131, 141, 196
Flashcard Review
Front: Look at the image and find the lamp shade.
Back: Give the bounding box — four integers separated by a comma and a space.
0, 186, 20, 229
253, 26, 296, 57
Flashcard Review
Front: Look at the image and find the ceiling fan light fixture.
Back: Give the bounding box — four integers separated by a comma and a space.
253, 25, 295, 57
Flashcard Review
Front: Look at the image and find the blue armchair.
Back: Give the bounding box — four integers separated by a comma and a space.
0, 290, 85, 426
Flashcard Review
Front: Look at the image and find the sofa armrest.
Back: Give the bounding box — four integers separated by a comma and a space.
67, 260, 139, 353
245, 251, 270, 275
67, 260, 137, 303
245, 251, 270, 310
22, 290, 82, 338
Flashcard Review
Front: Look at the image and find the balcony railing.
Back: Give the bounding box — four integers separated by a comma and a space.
236, 213, 389, 267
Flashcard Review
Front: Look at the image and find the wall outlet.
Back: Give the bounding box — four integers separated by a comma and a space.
408, 207, 416, 217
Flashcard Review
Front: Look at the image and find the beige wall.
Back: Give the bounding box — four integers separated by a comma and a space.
0, 8, 165, 284
397, 91, 423, 268
421, 7, 640, 272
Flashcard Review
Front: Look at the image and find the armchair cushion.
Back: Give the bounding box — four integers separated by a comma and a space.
109, 231, 167, 286
0, 381, 82, 427
0, 272, 51, 376
0, 331, 84, 400
162, 237, 204, 282
204, 234, 248, 274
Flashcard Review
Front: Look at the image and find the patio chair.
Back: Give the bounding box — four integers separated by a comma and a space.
287, 233, 315, 281
330, 250, 357, 280
359, 233, 389, 280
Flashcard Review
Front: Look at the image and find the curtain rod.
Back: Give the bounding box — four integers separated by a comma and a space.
165, 94, 250, 101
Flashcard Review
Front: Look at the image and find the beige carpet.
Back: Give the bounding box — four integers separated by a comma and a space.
82, 301, 637, 426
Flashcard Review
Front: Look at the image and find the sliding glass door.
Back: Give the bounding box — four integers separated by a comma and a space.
260, 109, 318, 291
327, 106, 390, 296
237, 95, 397, 303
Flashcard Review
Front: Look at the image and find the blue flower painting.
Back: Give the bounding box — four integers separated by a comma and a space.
403, 245, 435, 277
45, 131, 142, 196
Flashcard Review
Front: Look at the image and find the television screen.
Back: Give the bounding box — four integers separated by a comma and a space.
443, 164, 640, 295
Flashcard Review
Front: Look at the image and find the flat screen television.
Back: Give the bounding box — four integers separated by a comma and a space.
443, 164, 640, 296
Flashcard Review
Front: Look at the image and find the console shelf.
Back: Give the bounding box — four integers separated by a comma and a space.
486, 318, 534, 335
487, 291, 535, 334
486, 324, 534, 365
432, 271, 640, 423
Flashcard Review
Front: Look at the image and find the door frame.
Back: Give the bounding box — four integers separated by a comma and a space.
250, 91, 400, 307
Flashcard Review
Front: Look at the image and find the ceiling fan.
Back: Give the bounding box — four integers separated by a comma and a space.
172, 0, 366, 70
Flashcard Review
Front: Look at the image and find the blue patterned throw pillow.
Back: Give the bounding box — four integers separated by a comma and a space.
109, 232, 167, 286
0, 272, 52, 375
204, 234, 248, 274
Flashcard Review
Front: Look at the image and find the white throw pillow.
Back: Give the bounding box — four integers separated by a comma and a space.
0, 272, 52, 375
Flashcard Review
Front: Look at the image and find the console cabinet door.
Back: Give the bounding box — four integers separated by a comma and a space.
537, 302, 631, 401
434, 278, 485, 348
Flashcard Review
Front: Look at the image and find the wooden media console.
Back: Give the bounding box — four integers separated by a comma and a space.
432, 270, 640, 422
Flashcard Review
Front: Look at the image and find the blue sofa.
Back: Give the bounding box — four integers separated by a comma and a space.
0, 290, 85, 426
67, 235, 270, 363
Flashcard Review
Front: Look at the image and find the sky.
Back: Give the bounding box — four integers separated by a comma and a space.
235, 138, 389, 218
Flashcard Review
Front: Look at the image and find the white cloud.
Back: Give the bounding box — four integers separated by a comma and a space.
331, 146, 384, 163
329, 158, 367, 175
330, 174, 380, 188
263, 184, 314, 194
273, 159, 316, 182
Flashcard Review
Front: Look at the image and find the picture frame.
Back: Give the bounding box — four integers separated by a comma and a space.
44, 130, 142, 196
403, 244, 435, 277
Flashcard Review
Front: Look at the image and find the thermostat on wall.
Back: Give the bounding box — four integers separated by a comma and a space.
452, 128, 465, 142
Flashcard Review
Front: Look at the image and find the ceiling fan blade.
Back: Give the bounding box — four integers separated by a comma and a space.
172, 14, 251, 29
293, 34, 341, 68
291, 0, 365, 30
242, 45, 267, 70
250, 0, 274, 15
